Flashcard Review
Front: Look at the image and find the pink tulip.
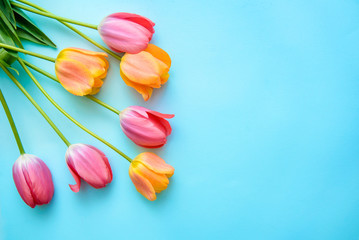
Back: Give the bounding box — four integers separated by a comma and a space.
13, 154, 54, 208
120, 106, 174, 148
65, 144, 113, 192
98, 12, 155, 54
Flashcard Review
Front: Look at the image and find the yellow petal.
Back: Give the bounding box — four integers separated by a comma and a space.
129, 163, 156, 201
134, 152, 174, 177
144, 44, 171, 68
55, 59, 94, 96
120, 68, 153, 101
120, 51, 162, 87
136, 163, 169, 193
58, 48, 109, 79
161, 72, 170, 84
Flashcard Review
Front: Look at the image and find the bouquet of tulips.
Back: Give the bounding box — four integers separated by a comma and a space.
0, 0, 175, 207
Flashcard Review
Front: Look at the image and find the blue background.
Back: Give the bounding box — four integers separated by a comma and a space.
0, 0, 359, 239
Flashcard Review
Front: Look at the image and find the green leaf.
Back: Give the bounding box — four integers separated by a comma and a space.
13, 7, 56, 48
0, 0, 16, 28
0, 59, 19, 75
0, 8, 22, 48
16, 27, 48, 46
0, 16, 18, 67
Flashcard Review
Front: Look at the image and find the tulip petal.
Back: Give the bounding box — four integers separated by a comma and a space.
146, 110, 174, 136
100, 19, 153, 54
67, 144, 112, 189
67, 163, 82, 193
120, 69, 153, 101
55, 59, 94, 96
60, 47, 108, 58
93, 78, 104, 88
58, 48, 109, 79
87, 145, 113, 183
147, 112, 173, 136
134, 152, 174, 177
147, 109, 174, 119
129, 164, 156, 201
109, 12, 155, 35
25, 158, 54, 205
144, 44, 171, 68
13, 163, 35, 208
120, 115, 167, 148
161, 72, 170, 85
98, 13, 155, 53
120, 51, 162, 87
135, 163, 170, 193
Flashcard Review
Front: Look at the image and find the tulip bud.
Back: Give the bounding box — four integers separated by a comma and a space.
98, 12, 155, 54
65, 144, 112, 192
120, 106, 174, 148
129, 152, 174, 201
55, 48, 109, 96
120, 44, 171, 101
13, 154, 54, 208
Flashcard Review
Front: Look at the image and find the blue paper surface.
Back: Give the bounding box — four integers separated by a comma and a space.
0, 0, 359, 239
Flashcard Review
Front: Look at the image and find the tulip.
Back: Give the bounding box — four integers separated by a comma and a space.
13, 154, 54, 208
98, 13, 155, 54
120, 106, 174, 148
120, 44, 171, 101
55, 48, 109, 96
65, 143, 112, 192
129, 152, 174, 201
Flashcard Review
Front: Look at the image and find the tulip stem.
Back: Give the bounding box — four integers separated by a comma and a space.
14, 0, 124, 61
22, 59, 121, 115
0, 89, 26, 155
18, 59, 132, 163
11, 2, 98, 30
0, 43, 56, 62
85, 96, 121, 115
0, 64, 71, 147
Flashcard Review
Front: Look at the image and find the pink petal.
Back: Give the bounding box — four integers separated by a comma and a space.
13, 162, 35, 208
25, 158, 54, 205
147, 112, 174, 136
67, 160, 82, 193
107, 12, 155, 34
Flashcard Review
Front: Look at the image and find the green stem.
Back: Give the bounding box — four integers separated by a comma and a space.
0, 64, 71, 147
12, 2, 98, 29
22, 59, 121, 115
0, 43, 55, 62
15, 0, 124, 61
0, 89, 25, 154
86, 95, 121, 115
18, 59, 132, 163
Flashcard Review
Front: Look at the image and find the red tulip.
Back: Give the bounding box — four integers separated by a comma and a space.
98, 12, 155, 54
120, 106, 174, 148
65, 144, 113, 192
13, 154, 54, 208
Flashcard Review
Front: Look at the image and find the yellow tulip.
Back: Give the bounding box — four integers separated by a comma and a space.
129, 152, 174, 201
55, 48, 109, 96
120, 44, 171, 101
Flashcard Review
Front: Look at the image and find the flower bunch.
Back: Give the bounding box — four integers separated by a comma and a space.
0, 0, 176, 207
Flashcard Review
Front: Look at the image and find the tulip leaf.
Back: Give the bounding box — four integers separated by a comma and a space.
16, 27, 47, 46
0, 9, 22, 48
0, 59, 19, 75
0, 16, 18, 67
0, 0, 16, 28
12, 7, 56, 48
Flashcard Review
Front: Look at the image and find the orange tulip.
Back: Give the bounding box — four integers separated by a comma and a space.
129, 152, 174, 201
55, 48, 109, 96
120, 44, 171, 101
